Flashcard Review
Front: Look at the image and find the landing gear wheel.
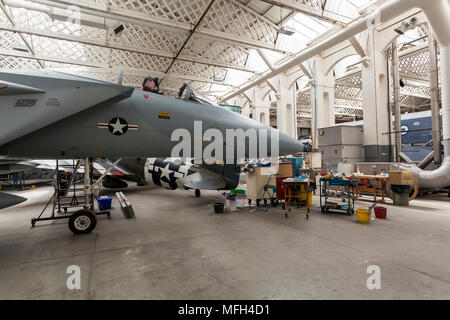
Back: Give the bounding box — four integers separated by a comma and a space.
195, 189, 201, 198
68, 209, 97, 235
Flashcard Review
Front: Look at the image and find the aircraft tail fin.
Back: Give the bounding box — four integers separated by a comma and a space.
0, 81, 46, 96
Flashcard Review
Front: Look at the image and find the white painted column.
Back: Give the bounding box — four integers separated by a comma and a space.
253, 86, 271, 126
310, 58, 336, 149
276, 76, 298, 138
361, 29, 391, 162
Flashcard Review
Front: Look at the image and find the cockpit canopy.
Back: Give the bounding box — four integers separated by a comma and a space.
178, 83, 219, 107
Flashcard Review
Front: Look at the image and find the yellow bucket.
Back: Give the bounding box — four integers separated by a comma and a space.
356, 209, 371, 223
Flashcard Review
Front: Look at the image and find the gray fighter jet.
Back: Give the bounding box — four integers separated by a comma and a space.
0, 70, 303, 160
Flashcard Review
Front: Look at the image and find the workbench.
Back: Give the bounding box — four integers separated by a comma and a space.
351, 175, 389, 203
282, 179, 312, 219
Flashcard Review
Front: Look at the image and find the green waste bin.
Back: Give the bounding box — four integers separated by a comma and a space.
391, 185, 410, 206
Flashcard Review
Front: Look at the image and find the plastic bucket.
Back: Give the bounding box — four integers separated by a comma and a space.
356, 209, 371, 223
97, 196, 112, 211
213, 202, 225, 214
374, 206, 387, 219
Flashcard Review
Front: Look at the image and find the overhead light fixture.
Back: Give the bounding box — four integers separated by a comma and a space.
279, 26, 295, 36
112, 23, 125, 35
394, 17, 418, 35
12, 45, 29, 53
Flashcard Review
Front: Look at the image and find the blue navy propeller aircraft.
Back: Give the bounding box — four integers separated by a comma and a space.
97, 157, 243, 199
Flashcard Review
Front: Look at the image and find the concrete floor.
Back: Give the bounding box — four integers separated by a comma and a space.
1, 185, 450, 299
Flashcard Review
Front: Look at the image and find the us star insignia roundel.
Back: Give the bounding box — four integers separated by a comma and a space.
97, 117, 139, 136
108, 117, 128, 135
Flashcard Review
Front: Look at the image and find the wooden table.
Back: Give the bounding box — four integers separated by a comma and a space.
282, 180, 311, 219
351, 175, 389, 203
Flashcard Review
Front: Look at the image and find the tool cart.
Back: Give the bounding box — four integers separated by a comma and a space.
320, 177, 357, 215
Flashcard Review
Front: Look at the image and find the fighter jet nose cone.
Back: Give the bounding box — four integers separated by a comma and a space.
278, 132, 305, 156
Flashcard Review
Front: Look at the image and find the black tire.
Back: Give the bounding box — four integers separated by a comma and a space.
195, 189, 201, 198
68, 209, 97, 235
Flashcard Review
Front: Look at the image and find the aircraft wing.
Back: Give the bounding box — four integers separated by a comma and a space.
32, 160, 108, 175
0, 159, 108, 176
0, 159, 38, 175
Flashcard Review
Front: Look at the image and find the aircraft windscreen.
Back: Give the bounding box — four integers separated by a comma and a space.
178, 83, 219, 107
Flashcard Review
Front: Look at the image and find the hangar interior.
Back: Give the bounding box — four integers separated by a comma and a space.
1, 0, 450, 300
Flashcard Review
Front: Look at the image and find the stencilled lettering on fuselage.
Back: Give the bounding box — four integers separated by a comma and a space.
14, 98, 38, 108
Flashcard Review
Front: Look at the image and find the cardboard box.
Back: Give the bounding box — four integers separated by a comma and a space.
388, 171, 414, 185
276, 163, 293, 177
310, 152, 323, 170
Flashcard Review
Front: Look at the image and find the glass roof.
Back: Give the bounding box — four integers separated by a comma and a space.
208, 0, 377, 100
